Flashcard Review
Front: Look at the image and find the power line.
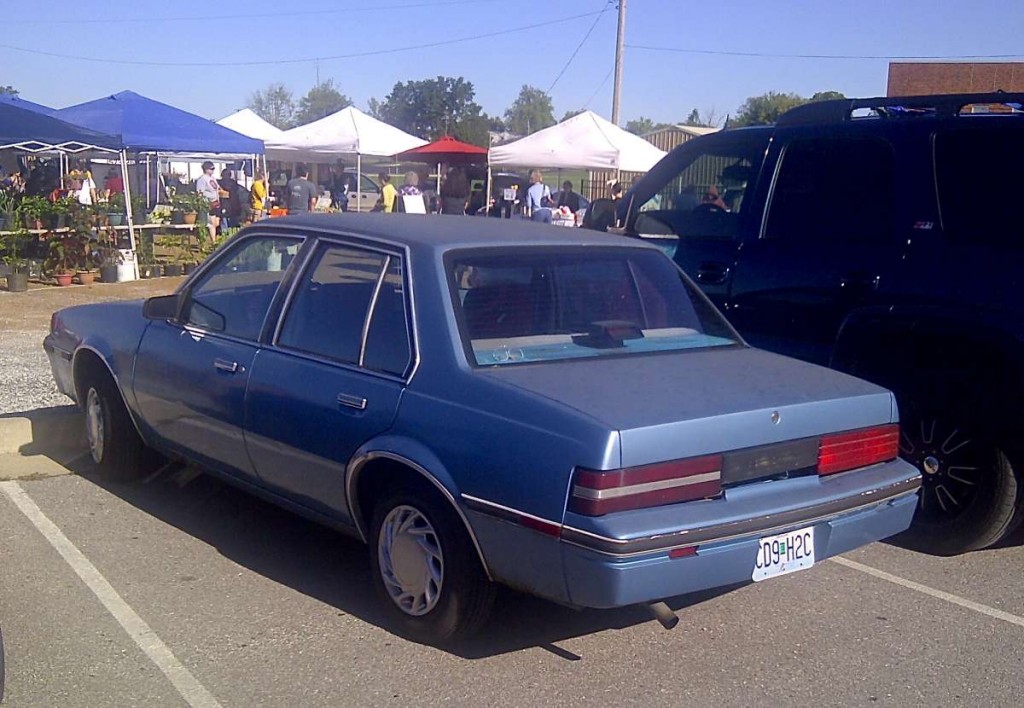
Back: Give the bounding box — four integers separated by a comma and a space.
547, 0, 614, 94
627, 44, 1024, 61
0, 12, 606, 68
3, 0, 504, 25
583, 67, 614, 110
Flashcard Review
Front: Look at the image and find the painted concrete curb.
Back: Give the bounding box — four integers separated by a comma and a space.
0, 408, 83, 456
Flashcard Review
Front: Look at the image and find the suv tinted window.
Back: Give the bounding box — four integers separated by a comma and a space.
278, 245, 385, 364
935, 127, 1024, 248
765, 137, 895, 243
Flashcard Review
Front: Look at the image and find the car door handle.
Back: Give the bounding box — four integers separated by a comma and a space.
214, 359, 240, 373
337, 393, 367, 411
696, 262, 730, 285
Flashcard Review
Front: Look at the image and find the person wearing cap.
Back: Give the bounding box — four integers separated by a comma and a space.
195, 161, 221, 238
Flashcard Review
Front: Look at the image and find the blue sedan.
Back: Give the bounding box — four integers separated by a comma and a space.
44, 214, 921, 644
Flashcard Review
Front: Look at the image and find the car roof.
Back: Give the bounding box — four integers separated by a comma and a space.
255, 213, 649, 254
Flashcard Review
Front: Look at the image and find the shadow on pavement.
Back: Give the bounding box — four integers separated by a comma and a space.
64, 455, 739, 659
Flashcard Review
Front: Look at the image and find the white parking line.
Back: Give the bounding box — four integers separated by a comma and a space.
831, 556, 1024, 629
0, 481, 222, 708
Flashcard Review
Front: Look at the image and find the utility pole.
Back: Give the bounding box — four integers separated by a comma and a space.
611, 0, 627, 126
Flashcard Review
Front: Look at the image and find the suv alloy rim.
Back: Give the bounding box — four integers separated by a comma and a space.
900, 417, 982, 521
377, 505, 444, 616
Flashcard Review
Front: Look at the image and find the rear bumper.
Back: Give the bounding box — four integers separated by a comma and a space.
560, 471, 919, 608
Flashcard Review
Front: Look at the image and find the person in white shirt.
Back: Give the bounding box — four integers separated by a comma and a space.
195, 161, 221, 239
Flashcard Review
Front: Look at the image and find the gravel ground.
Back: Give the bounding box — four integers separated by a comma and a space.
0, 278, 181, 416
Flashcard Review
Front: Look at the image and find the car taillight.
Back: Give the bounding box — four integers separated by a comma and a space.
569, 454, 723, 516
817, 424, 899, 476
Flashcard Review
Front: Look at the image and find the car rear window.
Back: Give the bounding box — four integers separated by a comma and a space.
448, 247, 738, 366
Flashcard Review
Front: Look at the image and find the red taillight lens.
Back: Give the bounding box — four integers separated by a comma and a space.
817, 424, 899, 476
569, 454, 723, 516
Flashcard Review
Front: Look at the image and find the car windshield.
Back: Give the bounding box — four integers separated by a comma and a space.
449, 247, 739, 366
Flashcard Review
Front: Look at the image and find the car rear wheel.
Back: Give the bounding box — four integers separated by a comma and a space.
369, 483, 494, 644
898, 403, 1021, 554
82, 373, 149, 480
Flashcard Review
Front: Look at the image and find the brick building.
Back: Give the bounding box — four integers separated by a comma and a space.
888, 62, 1024, 96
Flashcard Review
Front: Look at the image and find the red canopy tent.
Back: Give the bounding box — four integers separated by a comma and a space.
396, 135, 488, 193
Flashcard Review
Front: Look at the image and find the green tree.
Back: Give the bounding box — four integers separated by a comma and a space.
503, 85, 555, 135
247, 82, 296, 130
561, 108, 586, 122
625, 116, 655, 135
0, 86, 17, 95
810, 90, 846, 102
294, 79, 352, 125
732, 91, 807, 127
371, 76, 485, 142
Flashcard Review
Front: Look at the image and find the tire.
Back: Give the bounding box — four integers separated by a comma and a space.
82, 372, 149, 481
369, 483, 495, 644
897, 401, 1022, 554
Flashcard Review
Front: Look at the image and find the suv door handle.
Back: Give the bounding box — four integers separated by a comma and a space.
214, 359, 240, 373
839, 273, 880, 290
696, 262, 730, 285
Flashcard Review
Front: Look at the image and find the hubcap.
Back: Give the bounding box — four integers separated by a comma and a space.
900, 416, 983, 521
377, 505, 444, 617
85, 387, 105, 464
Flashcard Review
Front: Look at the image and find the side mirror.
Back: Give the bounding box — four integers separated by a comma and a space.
143, 294, 180, 320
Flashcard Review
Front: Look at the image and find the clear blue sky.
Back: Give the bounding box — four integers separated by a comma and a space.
4, 0, 1023, 126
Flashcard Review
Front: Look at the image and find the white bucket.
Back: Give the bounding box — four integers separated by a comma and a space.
116, 249, 137, 282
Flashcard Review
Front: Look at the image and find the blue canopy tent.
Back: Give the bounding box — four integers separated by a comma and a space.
55, 90, 263, 155
0, 102, 120, 153
0, 93, 56, 117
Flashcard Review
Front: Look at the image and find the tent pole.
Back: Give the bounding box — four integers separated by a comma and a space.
146, 155, 152, 208
485, 164, 492, 219
436, 161, 441, 203
120, 149, 138, 280
356, 154, 362, 212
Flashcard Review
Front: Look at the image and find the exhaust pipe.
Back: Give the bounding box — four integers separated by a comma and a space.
647, 601, 679, 630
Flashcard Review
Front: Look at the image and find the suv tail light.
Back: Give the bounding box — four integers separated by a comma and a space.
569, 455, 723, 516
817, 424, 899, 476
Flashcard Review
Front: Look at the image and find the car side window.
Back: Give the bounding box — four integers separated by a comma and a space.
277, 244, 386, 365
363, 257, 412, 376
184, 236, 301, 340
935, 127, 1024, 248
764, 137, 896, 243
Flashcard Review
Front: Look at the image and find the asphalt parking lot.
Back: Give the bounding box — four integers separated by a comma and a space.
0, 281, 1021, 707
1, 449, 1021, 707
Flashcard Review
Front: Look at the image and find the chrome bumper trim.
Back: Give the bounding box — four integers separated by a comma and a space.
560, 474, 922, 557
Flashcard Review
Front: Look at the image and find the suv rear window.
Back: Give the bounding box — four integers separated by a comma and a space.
449, 248, 738, 366
765, 137, 896, 243
935, 127, 1024, 248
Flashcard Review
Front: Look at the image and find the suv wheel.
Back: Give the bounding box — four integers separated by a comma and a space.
899, 403, 1021, 554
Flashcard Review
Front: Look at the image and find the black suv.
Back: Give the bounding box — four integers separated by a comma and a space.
610, 93, 1023, 554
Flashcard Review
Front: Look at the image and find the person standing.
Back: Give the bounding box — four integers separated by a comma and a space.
378, 173, 397, 213
397, 171, 426, 213
439, 167, 469, 215
250, 170, 268, 221
524, 169, 553, 223
285, 164, 317, 214
219, 169, 242, 228
557, 180, 582, 212
195, 161, 221, 239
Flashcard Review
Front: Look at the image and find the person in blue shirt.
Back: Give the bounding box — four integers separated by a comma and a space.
524, 169, 553, 223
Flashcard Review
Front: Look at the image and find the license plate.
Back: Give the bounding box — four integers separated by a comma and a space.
752, 525, 815, 582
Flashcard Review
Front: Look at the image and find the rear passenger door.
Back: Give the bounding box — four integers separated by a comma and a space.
244, 242, 412, 521
726, 132, 905, 365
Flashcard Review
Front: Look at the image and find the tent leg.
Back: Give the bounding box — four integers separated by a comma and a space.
356, 154, 361, 212
485, 165, 492, 219
120, 150, 139, 280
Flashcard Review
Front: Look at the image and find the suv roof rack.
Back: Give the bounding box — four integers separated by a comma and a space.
777, 92, 1024, 126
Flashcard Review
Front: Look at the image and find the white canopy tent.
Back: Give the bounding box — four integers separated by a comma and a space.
488, 110, 667, 172
266, 106, 427, 209
216, 109, 285, 141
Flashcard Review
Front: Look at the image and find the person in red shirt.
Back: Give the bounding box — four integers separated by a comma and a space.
104, 167, 124, 197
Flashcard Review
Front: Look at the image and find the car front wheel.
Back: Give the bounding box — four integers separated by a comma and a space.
369, 484, 494, 644
82, 373, 148, 480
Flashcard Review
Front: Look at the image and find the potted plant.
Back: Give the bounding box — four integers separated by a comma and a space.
106, 192, 126, 226
2, 230, 30, 292
45, 196, 75, 230
44, 235, 78, 286
0, 190, 16, 231
172, 192, 204, 225
17, 195, 48, 230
